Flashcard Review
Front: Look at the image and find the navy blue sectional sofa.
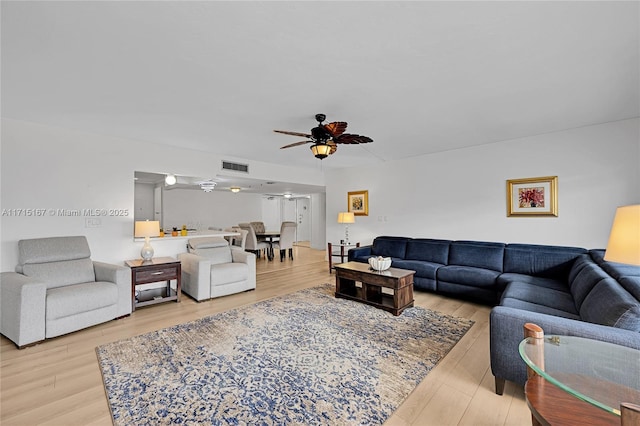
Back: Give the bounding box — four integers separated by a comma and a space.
348, 236, 640, 394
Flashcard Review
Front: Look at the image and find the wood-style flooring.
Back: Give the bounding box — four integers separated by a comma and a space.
0, 245, 531, 425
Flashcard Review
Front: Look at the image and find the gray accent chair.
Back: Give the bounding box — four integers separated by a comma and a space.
0, 236, 131, 348
178, 237, 256, 301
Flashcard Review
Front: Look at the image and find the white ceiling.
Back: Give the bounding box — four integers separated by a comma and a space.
2, 1, 639, 176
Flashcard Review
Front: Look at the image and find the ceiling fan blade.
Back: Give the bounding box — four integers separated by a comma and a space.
328, 140, 338, 155
333, 133, 373, 145
274, 130, 312, 138
280, 140, 313, 149
323, 121, 348, 138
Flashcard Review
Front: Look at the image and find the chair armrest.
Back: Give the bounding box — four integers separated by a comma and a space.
178, 253, 212, 301
0, 272, 47, 347
489, 306, 640, 386
231, 248, 256, 290
94, 261, 131, 316
231, 248, 254, 264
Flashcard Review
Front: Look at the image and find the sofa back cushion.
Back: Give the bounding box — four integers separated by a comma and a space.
371, 236, 410, 259
579, 280, 640, 332
188, 237, 232, 265
17, 236, 95, 289
568, 255, 611, 309
448, 241, 505, 272
503, 244, 587, 280
590, 249, 640, 280
405, 239, 450, 264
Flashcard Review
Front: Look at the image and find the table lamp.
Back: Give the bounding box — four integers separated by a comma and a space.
604, 204, 640, 266
337, 212, 355, 244
134, 220, 160, 261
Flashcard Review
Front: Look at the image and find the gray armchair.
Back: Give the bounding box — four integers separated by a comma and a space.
0, 236, 131, 348
178, 237, 256, 301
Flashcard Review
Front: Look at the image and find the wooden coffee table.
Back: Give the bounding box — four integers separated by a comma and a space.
334, 261, 415, 316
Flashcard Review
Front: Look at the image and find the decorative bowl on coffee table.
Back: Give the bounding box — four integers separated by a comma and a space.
369, 256, 392, 271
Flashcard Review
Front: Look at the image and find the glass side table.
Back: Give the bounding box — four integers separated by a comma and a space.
327, 242, 359, 273
519, 331, 640, 425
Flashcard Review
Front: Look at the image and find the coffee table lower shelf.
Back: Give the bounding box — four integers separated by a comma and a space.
335, 286, 413, 316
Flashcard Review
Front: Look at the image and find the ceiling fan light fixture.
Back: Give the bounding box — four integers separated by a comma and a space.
311, 142, 331, 159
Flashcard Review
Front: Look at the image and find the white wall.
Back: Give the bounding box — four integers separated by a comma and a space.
326, 119, 640, 250
162, 188, 262, 232
0, 119, 325, 271
133, 182, 155, 221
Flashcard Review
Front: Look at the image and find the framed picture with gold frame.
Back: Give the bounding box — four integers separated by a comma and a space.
348, 190, 369, 216
506, 176, 558, 217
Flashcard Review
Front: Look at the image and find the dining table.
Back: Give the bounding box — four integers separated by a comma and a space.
255, 231, 280, 261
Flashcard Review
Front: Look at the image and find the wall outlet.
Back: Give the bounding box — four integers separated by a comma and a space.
85, 218, 102, 228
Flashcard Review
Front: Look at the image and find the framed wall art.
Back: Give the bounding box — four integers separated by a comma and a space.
348, 190, 369, 216
506, 176, 558, 217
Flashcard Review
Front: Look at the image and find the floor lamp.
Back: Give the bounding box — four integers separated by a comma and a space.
337, 212, 355, 244
604, 204, 640, 266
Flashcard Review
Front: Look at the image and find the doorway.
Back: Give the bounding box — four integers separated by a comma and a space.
281, 197, 311, 244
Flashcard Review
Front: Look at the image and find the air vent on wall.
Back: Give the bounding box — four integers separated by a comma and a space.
222, 161, 249, 173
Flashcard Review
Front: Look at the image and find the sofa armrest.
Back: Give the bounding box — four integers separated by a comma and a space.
490, 306, 640, 387
178, 253, 212, 301
348, 245, 372, 261
232, 248, 256, 290
94, 261, 131, 317
0, 272, 47, 347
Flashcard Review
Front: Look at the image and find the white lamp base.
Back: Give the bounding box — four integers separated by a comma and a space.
141, 237, 154, 261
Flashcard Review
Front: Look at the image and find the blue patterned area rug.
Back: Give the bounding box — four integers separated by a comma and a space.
96, 284, 474, 425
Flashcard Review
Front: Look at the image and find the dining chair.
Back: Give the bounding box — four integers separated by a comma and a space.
272, 221, 297, 262
238, 223, 269, 258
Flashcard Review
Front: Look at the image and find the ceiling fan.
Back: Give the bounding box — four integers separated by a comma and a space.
274, 114, 373, 159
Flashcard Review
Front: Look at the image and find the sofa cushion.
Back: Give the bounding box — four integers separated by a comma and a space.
189, 237, 229, 249
393, 259, 442, 281
579, 279, 640, 332
568, 259, 610, 310
405, 239, 450, 264
437, 265, 501, 288
503, 244, 586, 280
501, 282, 578, 316
18, 236, 92, 265
189, 237, 232, 265
22, 258, 96, 289
371, 236, 409, 259
500, 297, 581, 320
448, 241, 505, 272
590, 249, 640, 279
46, 281, 118, 320
620, 276, 640, 301
211, 263, 248, 286
497, 273, 568, 293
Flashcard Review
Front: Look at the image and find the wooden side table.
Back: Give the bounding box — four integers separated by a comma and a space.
125, 257, 181, 311
328, 242, 360, 272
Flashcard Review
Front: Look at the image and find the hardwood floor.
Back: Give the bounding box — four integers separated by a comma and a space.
0, 246, 530, 425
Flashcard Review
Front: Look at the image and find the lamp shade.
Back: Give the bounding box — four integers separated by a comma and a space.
337, 212, 355, 224
604, 205, 640, 266
310, 143, 332, 159
134, 220, 160, 238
